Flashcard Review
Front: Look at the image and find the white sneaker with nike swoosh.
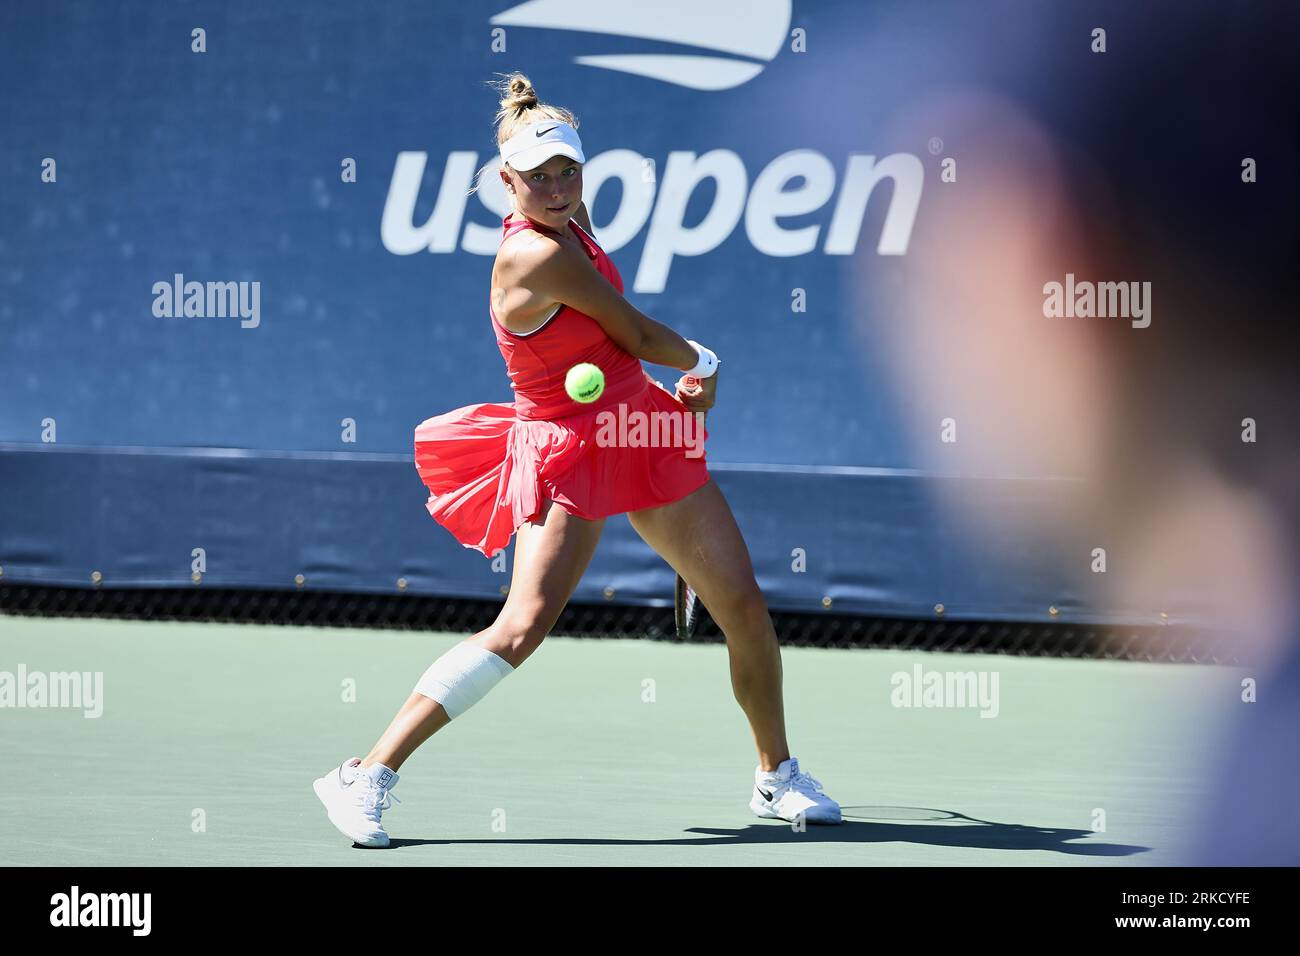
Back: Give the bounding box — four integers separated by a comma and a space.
750, 757, 842, 824
312, 757, 401, 848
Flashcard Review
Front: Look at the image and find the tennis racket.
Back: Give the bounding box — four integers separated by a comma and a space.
674, 574, 706, 639
672, 373, 710, 640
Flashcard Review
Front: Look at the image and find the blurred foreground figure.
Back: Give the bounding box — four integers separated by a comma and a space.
864, 4, 1298, 862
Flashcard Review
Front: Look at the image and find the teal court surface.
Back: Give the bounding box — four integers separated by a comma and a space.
0, 614, 1236, 866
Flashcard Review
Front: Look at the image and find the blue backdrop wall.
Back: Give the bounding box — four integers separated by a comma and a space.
0, 1, 1216, 625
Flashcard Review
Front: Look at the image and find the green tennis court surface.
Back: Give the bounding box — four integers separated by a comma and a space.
1, 615, 1236, 866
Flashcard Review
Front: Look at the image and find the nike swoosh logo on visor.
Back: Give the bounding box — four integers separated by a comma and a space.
537, 126, 558, 136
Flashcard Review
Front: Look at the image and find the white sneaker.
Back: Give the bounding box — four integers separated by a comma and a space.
312, 757, 401, 847
750, 757, 842, 825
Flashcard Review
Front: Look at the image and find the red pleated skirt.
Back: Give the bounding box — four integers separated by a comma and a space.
414, 378, 709, 557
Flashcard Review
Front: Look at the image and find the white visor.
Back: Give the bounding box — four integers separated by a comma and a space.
499, 120, 585, 171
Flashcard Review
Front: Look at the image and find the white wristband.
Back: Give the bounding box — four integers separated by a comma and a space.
685, 340, 720, 378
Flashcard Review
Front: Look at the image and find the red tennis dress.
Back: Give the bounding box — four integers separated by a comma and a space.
414, 213, 710, 557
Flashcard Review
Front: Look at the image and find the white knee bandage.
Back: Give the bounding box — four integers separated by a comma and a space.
413, 642, 514, 719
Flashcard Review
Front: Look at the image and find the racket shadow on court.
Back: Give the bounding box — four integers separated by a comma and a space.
673, 807, 1147, 857
777, 806, 1147, 856
386, 807, 1147, 856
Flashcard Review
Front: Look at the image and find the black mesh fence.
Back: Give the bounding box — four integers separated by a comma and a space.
0, 582, 1237, 664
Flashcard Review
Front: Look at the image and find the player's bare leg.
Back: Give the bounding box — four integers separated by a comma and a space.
628, 479, 789, 770
628, 479, 841, 823
314, 501, 604, 846
361, 500, 605, 771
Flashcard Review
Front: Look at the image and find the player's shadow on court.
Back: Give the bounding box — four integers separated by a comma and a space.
385, 805, 1147, 856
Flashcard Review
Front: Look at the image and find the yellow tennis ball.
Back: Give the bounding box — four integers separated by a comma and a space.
565, 363, 605, 403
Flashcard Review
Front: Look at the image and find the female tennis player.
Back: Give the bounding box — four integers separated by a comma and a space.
313, 74, 841, 846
